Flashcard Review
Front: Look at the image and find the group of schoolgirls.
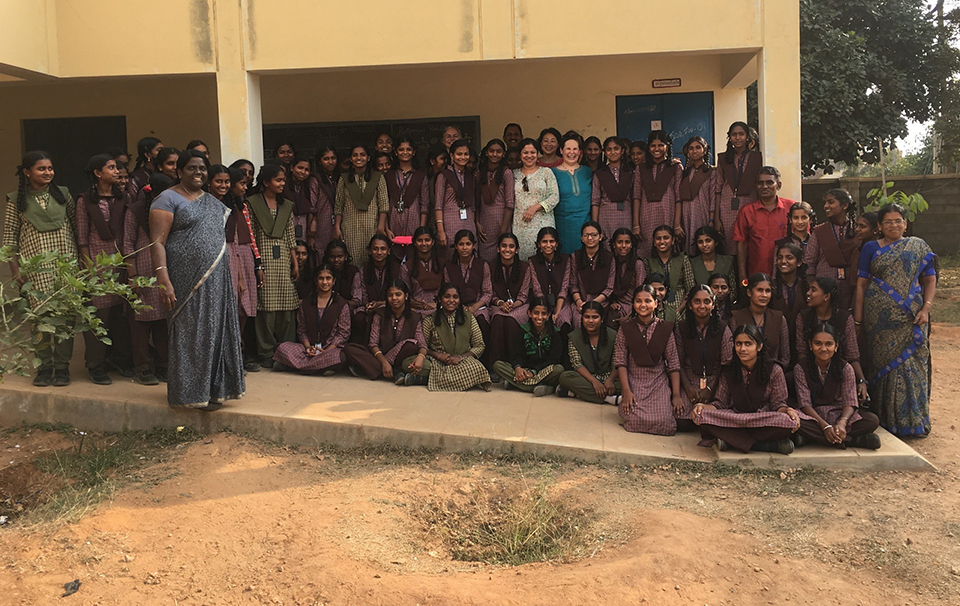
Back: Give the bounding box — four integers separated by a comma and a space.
5, 125, 883, 455
197, 126, 883, 456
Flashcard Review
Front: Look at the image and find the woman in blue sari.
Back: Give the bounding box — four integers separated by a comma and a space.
552, 135, 593, 254
854, 203, 936, 437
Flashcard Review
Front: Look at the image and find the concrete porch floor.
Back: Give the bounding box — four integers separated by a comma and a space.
0, 361, 933, 471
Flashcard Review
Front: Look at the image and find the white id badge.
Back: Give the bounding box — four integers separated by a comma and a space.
837, 268, 846, 280
460, 208, 468, 221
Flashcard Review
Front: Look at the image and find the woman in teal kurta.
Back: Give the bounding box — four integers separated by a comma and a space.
552, 136, 593, 254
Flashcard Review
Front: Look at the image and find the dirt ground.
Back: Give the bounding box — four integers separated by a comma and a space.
1, 328, 959, 605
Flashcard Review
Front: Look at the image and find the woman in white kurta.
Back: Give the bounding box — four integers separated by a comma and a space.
512, 138, 559, 260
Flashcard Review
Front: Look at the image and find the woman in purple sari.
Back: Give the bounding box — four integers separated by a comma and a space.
854, 203, 936, 437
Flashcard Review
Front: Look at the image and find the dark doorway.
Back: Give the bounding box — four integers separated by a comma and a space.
616, 92, 715, 162
22, 116, 128, 197
263, 115, 481, 166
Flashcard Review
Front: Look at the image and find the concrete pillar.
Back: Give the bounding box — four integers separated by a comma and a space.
213, 0, 263, 167
216, 71, 263, 167
713, 88, 748, 160
757, 1, 801, 200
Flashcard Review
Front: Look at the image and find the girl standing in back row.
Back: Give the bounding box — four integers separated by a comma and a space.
679, 136, 718, 256
591, 136, 634, 245
334, 144, 389, 264
247, 164, 299, 368
715, 122, 763, 255
475, 139, 515, 262
309, 145, 339, 256
635, 130, 682, 258
384, 137, 429, 261
3, 152, 78, 387
76, 154, 128, 385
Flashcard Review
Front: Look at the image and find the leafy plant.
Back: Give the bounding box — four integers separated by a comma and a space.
864, 182, 930, 221
0, 246, 155, 380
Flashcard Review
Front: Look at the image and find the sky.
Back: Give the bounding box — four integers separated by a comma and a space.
898, 121, 929, 154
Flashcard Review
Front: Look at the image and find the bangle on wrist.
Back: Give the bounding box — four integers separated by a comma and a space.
155, 266, 167, 272
822, 424, 833, 431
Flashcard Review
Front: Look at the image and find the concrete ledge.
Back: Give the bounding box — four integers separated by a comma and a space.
0, 367, 934, 471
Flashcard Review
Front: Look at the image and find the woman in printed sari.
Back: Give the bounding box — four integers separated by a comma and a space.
149, 150, 245, 410
854, 203, 936, 437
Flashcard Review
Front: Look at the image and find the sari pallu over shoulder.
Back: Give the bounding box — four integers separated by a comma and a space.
860, 237, 936, 386
170, 203, 233, 324
860, 237, 936, 436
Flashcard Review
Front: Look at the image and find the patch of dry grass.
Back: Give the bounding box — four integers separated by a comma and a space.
414, 478, 592, 566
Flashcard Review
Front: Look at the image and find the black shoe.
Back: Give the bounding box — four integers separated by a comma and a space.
88, 366, 112, 385
52, 369, 71, 387
244, 361, 261, 373
348, 364, 362, 377
404, 373, 428, 386
792, 433, 807, 448
155, 367, 168, 383
489, 371, 501, 383
199, 401, 223, 412
556, 386, 569, 398
394, 372, 406, 386
33, 368, 53, 387
852, 433, 881, 450
104, 360, 134, 378
777, 438, 795, 454
135, 369, 160, 386
260, 358, 275, 369
751, 439, 794, 454
717, 439, 730, 451
273, 362, 292, 372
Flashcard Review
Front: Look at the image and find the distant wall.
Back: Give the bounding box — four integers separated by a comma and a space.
802, 174, 960, 255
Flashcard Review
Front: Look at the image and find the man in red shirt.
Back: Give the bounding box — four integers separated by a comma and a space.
733, 166, 793, 281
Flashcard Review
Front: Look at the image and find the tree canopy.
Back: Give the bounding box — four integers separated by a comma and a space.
795, 0, 960, 175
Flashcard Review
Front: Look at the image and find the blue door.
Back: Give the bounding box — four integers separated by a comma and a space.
616, 92, 715, 162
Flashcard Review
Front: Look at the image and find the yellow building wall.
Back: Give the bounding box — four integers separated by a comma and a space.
0, 76, 221, 196
260, 54, 749, 153
53, 0, 216, 77
0, 0, 56, 76
245, 0, 763, 71
4, 0, 768, 78
514, 0, 762, 59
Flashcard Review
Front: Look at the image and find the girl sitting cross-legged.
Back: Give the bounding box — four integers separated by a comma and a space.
692, 324, 801, 454
492, 297, 564, 397
557, 301, 621, 404
792, 322, 881, 450
401, 282, 492, 392
343, 280, 427, 384
274, 263, 350, 375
